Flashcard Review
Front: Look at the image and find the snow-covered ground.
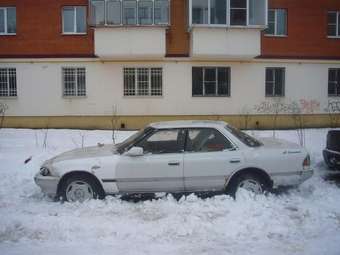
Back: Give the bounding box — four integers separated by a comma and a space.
1, 128, 340, 255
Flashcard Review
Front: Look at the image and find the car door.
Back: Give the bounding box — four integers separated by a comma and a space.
183, 128, 243, 192
115, 129, 186, 193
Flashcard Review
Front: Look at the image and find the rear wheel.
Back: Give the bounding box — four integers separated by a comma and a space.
59, 174, 104, 202
227, 173, 269, 198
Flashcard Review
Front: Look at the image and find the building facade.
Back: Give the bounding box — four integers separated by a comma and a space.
0, 0, 340, 129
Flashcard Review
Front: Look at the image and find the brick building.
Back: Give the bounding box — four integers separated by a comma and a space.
0, 0, 340, 129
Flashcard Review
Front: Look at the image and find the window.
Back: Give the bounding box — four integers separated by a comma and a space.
230, 0, 247, 26
136, 129, 186, 154
0, 68, 17, 97
265, 9, 287, 36
62, 6, 87, 34
107, 0, 121, 25
192, 67, 230, 97
328, 11, 340, 37
190, 0, 266, 26
124, 67, 162, 96
0, 7, 16, 35
265, 68, 285, 97
90, 0, 169, 26
123, 0, 137, 25
186, 128, 233, 152
328, 69, 340, 97
62, 68, 86, 97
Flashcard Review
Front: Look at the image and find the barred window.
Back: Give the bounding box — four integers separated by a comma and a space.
192, 67, 230, 97
124, 67, 162, 96
0, 68, 17, 97
328, 69, 340, 97
62, 68, 86, 97
265, 68, 285, 97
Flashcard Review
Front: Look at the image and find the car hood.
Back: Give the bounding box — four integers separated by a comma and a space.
258, 137, 302, 150
48, 144, 118, 164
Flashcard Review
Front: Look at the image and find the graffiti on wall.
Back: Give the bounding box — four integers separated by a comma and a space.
326, 100, 340, 113
253, 99, 320, 115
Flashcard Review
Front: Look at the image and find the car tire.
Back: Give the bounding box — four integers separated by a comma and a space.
226, 173, 268, 198
59, 174, 104, 202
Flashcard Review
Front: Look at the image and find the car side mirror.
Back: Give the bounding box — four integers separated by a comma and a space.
125, 146, 144, 157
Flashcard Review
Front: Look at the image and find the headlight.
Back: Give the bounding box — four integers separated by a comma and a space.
39, 167, 50, 176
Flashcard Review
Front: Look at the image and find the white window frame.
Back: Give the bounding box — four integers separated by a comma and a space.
62, 67, 87, 97
0, 7, 16, 35
123, 67, 163, 97
0, 68, 17, 98
62, 6, 87, 35
327, 11, 340, 38
264, 9, 287, 37
90, 0, 170, 27
188, 0, 267, 28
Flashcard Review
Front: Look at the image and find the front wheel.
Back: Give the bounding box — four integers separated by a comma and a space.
227, 173, 268, 198
59, 175, 104, 202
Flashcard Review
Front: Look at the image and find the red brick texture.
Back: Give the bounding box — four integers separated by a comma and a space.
0, 0, 94, 58
261, 0, 340, 59
166, 0, 190, 57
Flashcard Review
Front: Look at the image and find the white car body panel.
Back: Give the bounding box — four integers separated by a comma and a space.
34, 121, 313, 198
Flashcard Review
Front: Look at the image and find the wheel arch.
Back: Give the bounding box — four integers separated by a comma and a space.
56, 170, 105, 198
225, 167, 273, 190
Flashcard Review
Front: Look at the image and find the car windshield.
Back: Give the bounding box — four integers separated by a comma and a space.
116, 127, 154, 154
225, 125, 262, 147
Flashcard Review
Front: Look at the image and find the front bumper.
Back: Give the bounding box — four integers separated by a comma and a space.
34, 173, 60, 198
271, 169, 314, 188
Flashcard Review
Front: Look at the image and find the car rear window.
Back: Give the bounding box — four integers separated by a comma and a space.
225, 125, 262, 147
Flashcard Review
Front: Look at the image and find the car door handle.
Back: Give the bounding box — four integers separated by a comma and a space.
168, 162, 180, 166
229, 159, 241, 163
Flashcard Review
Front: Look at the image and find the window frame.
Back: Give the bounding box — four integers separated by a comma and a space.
192, 66, 231, 97
264, 8, 287, 37
134, 128, 186, 154
123, 67, 163, 97
90, 0, 170, 27
265, 67, 285, 97
189, 0, 268, 28
62, 67, 87, 98
328, 68, 340, 97
62, 6, 87, 35
0, 68, 17, 98
327, 11, 340, 38
0, 7, 16, 35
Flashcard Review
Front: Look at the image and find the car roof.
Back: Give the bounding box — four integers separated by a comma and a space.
149, 120, 229, 129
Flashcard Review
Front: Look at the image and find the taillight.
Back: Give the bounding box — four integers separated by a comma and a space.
303, 155, 311, 170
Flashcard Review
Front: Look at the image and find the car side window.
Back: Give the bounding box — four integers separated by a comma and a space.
186, 128, 233, 152
135, 129, 185, 154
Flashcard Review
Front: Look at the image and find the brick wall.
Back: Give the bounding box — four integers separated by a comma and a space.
0, 0, 94, 58
261, 0, 340, 59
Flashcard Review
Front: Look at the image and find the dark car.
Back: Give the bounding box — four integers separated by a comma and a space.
323, 130, 340, 170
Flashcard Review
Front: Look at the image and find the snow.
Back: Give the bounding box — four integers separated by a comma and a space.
1, 128, 340, 255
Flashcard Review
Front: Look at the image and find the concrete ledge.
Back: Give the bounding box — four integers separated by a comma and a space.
1, 114, 339, 130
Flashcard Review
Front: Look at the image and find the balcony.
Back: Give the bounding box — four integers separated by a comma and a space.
89, 0, 169, 59
189, 0, 267, 59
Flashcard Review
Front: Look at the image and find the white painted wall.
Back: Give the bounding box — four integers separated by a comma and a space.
0, 60, 339, 116
94, 27, 166, 59
191, 28, 261, 59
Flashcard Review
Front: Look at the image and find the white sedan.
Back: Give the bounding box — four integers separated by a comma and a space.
35, 121, 313, 202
